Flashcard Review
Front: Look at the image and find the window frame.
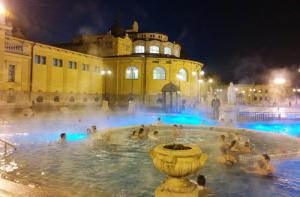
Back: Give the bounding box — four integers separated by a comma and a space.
8, 64, 15, 82
150, 45, 160, 54
153, 66, 166, 80
178, 68, 188, 81
164, 47, 172, 55
125, 66, 139, 79
135, 45, 145, 53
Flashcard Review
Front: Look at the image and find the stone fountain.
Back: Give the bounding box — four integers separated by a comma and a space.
150, 143, 207, 197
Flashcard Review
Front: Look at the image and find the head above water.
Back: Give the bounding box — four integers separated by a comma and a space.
132, 130, 136, 136
220, 135, 226, 141
197, 175, 206, 186
229, 140, 237, 149
139, 128, 144, 134
158, 117, 161, 121
60, 133, 66, 139
262, 154, 270, 161
244, 141, 250, 147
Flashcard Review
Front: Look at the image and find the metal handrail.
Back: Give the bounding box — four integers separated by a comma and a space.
0, 139, 16, 156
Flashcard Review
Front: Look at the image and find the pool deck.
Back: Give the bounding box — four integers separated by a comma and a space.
0, 178, 54, 197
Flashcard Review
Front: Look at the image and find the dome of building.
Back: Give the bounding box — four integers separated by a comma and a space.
109, 20, 126, 38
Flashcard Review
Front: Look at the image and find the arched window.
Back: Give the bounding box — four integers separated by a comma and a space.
126, 66, 139, 79
135, 45, 145, 53
178, 68, 188, 81
153, 67, 166, 80
164, 47, 172, 55
150, 46, 159, 54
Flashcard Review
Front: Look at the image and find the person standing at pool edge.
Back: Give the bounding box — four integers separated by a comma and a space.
211, 95, 221, 120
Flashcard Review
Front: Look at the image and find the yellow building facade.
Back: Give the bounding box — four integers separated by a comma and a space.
0, 17, 203, 109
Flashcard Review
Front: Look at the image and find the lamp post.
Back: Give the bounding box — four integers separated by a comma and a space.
101, 69, 112, 100
0, 2, 6, 24
176, 74, 182, 91
192, 71, 198, 102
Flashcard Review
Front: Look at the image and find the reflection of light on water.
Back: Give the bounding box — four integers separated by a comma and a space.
65, 133, 88, 142
238, 121, 300, 137
0, 161, 18, 173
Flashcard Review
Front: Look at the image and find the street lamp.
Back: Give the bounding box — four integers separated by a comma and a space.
176, 74, 182, 91
273, 77, 286, 85
0, 2, 6, 16
101, 69, 112, 99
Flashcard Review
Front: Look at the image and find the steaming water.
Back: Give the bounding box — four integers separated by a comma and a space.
0, 111, 300, 196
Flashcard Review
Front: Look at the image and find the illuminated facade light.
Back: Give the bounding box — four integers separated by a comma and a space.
200, 71, 205, 76
0, 2, 6, 16
198, 79, 203, 84
107, 70, 112, 75
192, 71, 197, 76
208, 79, 213, 83
273, 77, 286, 85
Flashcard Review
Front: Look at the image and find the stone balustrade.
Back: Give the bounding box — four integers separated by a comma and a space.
5, 38, 30, 56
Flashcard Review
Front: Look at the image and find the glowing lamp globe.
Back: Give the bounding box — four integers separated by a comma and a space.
0, 3, 5, 16
273, 77, 286, 85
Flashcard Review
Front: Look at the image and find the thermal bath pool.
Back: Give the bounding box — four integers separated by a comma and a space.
0, 111, 300, 196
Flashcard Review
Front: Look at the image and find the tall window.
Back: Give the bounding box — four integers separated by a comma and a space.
8, 65, 15, 82
68, 61, 77, 69
53, 58, 63, 67
82, 64, 89, 71
34, 55, 46, 65
126, 66, 139, 79
164, 47, 172, 55
135, 45, 145, 53
150, 46, 159, 54
153, 67, 166, 80
94, 66, 101, 73
178, 68, 188, 81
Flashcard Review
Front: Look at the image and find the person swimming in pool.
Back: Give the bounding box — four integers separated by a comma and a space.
148, 130, 159, 140
238, 141, 253, 154
243, 154, 275, 176
59, 133, 66, 143
217, 146, 237, 165
191, 175, 214, 196
137, 127, 147, 139
219, 135, 230, 149
155, 117, 163, 125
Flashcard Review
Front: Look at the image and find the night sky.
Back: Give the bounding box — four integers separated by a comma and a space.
5, 0, 300, 83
